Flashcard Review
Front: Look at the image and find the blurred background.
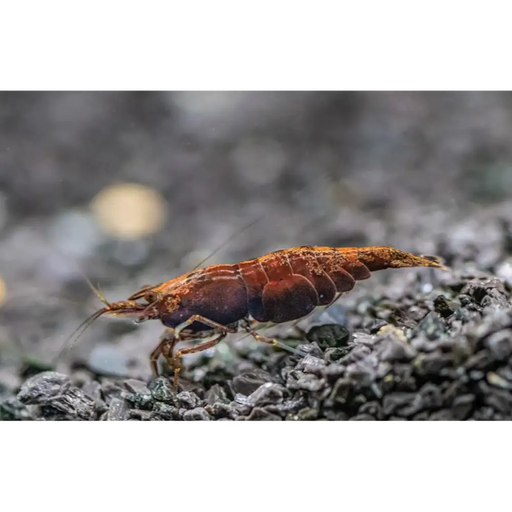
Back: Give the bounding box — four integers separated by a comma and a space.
1, 91, 512, 382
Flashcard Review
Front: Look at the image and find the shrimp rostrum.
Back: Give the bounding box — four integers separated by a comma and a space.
73, 246, 447, 388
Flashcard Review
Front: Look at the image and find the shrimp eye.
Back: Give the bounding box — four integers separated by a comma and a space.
144, 291, 158, 303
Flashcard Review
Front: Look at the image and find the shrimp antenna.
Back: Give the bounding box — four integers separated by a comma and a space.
190, 175, 332, 271
72, 264, 110, 307
52, 265, 112, 365
83, 274, 110, 307
53, 307, 107, 365
192, 213, 266, 270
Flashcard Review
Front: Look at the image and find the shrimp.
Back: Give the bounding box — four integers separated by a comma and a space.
71, 245, 447, 388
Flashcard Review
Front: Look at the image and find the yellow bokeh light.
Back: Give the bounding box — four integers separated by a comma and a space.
0, 276, 7, 308
90, 183, 168, 239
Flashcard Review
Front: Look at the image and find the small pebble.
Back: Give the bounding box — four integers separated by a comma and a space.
232, 370, 273, 396
246, 383, 286, 408
124, 379, 151, 395
17, 372, 95, 420
151, 402, 180, 420
183, 408, 211, 421
306, 324, 351, 349
107, 398, 130, 421
149, 377, 178, 404
177, 391, 200, 409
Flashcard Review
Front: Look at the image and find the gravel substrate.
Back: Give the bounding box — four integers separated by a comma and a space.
3, 205, 512, 420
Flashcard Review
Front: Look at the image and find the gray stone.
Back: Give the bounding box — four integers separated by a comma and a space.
183, 408, 211, 421
17, 372, 95, 420
177, 391, 200, 409
124, 379, 151, 395
149, 377, 178, 404
232, 369, 273, 396
247, 383, 286, 407
106, 398, 129, 421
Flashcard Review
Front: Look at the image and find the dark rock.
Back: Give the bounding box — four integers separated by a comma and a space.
232, 369, 273, 396
183, 408, 211, 421
416, 312, 447, 340
230, 397, 251, 416
278, 393, 308, 413
433, 295, 455, 318
330, 378, 352, 405
247, 383, 287, 408
472, 407, 497, 420
306, 324, 351, 350
206, 402, 236, 419
296, 354, 326, 375
462, 278, 508, 308
149, 377, 178, 405
376, 362, 393, 379
439, 366, 467, 380
417, 383, 443, 410
289, 373, 326, 392
129, 409, 153, 421
82, 380, 102, 402
295, 407, 318, 421
351, 393, 367, 407
382, 392, 416, 416
479, 381, 512, 414
124, 379, 151, 395
466, 277, 507, 297
465, 352, 494, 372
369, 320, 388, 334
358, 401, 383, 420
177, 391, 200, 409
377, 339, 417, 363
443, 380, 469, 403
18, 371, 69, 402
151, 402, 181, 420
106, 398, 129, 421
451, 394, 475, 420
17, 371, 95, 420
345, 362, 376, 388
487, 371, 512, 390
392, 364, 417, 392
297, 342, 324, 358
338, 344, 372, 366
411, 333, 444, 353
414, 352, 454, 377
496, 366, 512, 384
204, 384, 230, 405
82, 380, 107, 414
484, 330, 512, 361
324, 347, 351, 362
469, 370, 485, 381
99, 379, 125, 403
322, 409, 349, 421
125, 390, 153, 410
322, 364, 346, 382
429, 409, 455, 420
234, 393, 248, 405
243, 407, 282, 421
